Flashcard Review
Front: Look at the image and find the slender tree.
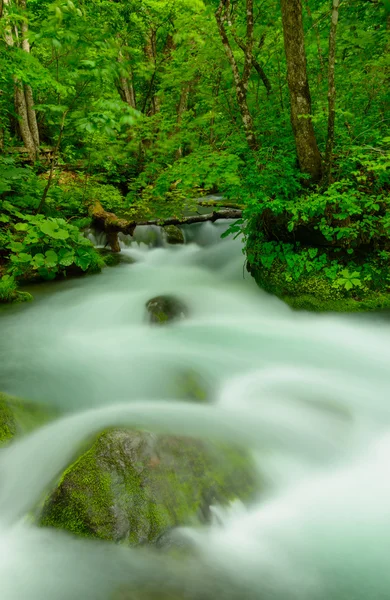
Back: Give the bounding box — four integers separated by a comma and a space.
280, 0, 323, 181
324, 0, 341, 182
215, 0, 258, 151
1, 0, 39, 160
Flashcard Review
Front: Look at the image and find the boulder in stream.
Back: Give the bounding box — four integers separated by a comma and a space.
40, 429, 257, 545
0, 392, 54, 446
163, 225, 184, 245
146, 295, 188, 325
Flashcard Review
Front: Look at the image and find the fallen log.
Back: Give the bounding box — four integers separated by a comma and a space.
89, 201, 242, 252
89, 201, 137, 252
135, 208, 243, 227
196, 200, 245, 210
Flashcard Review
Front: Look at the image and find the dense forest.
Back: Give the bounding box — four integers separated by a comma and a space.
0, 0, 389, 310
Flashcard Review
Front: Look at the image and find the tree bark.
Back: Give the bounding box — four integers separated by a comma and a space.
2, 0, 39, 160
175, 82, 191, 158
117, 49, 136, 109
231, 31, 272, 96
19, 0, 39, 147
280, 0, 323, 181
324, 0, 340, 182
215, 0, 258, 151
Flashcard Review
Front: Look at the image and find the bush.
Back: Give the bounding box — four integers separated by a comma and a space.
1, 200, 103, 282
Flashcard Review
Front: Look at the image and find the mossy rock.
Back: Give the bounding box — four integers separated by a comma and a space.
163, 225, 184, 245
0, 392, 54, 446
174, 369, 210, 403
146, 295, 188, 325
97, 248, 122, 267
40, 429, 257, 545
249, 261, 390, 313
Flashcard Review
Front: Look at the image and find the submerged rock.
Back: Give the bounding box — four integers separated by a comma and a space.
97, 248, 122, 267
146, 295, 188, 325
174, 369, 210, 403
0, 392, 54, 446
40, 429, 257, 545
163, 225, 184, 245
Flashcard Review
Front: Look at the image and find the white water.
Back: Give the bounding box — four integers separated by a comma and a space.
1, 222, 390, 598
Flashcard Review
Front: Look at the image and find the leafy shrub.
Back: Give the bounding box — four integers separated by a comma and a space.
227, 140, 390, 300
1, 201, 103, 282
0, 275, 19, 303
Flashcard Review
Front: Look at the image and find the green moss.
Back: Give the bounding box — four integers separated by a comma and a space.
41, 429, 258, 545
248, 245, 390, 313
282, 291, 390, 312
164, 225, 185, 245
97, 248, 122, 267
0, 276, 33, 304
41, 442, 116, 538
0, 392, 55, 446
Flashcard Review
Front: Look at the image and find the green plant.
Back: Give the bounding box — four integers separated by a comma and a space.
1, 201, 103, 282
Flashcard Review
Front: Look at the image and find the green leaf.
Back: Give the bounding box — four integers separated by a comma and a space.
45, 250, 58, 268
74, 249, 92, 271
40, 220, 70, 240
58, 249, 75, 267
32, 253, 45, 268
14, 222, 29, 231
10, 241, 25, 252
0, 214, 10, 223
17, 253, 33, 263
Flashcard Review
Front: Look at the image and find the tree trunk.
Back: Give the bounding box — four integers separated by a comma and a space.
14, 83, 36, 160
215, 0, 258, 151
19, 0, 39, 147
324, 0, 340, 182
175, 82, 191, 158
117, 48, 136, 109
280, 0, 322, 181
2, 0, 39, 160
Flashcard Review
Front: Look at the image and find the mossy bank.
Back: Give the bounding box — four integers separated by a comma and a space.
246, 228, 390, 313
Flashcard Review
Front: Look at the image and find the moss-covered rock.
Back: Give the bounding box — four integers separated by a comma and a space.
40, 429, 257, 545
0, 392, 54, 446
174, 369, 210, 403
247, 251, 390, 313
146, 295, 188, 325
163, 225, 184, 245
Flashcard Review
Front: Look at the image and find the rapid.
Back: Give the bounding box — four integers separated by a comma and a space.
0, 220, 390, 599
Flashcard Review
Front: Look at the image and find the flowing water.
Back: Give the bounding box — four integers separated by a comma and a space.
1, 221, 390, 598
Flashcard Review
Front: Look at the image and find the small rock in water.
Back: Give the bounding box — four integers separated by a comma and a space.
146, 295, 188, 325
163, 225, 184, 245
175, 369, 210, 403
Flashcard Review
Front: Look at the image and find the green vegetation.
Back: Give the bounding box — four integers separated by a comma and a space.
0, 0, 388, 309
0, 392, 54, 445
40, 429, 257, 544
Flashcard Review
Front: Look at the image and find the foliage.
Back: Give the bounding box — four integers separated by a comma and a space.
242, 138, 390, 302
2, 203, 103, 281
0, 0, 388, 306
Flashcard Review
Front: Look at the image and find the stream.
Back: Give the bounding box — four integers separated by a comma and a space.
1, 221, 390, 599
